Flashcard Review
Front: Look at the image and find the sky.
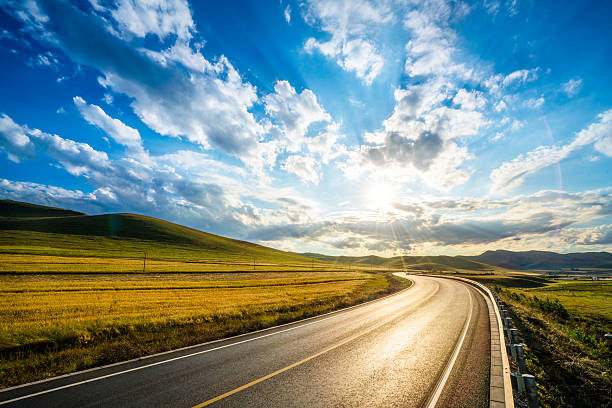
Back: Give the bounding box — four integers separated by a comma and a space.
0, 0, 611, 256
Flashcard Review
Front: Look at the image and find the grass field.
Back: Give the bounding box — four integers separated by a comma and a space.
0, 271, 411, 387
464, 272, 612, 408
0, 200, 413, 387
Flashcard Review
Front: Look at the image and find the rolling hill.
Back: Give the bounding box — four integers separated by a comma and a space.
300, 253, 492, 271
0, 199, 84, 218
462, 250, 612, 270
0, 199, 314, 264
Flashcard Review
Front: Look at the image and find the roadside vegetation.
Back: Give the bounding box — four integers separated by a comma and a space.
0, 271, 410, 387
466, 273, 611, 408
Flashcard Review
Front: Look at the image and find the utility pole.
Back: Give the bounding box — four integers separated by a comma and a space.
312, 259, 314, 271
253, 257, 256, 271
143, 252, 146, 273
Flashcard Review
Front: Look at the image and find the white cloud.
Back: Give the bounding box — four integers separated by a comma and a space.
453, 89, 486, 110
73, 96, 144, 156
282, 155, 321, 184
491, 132, 504, 141
502, 68, 539, 86
0, 113, 111, 176
0, 114, 37, 162
284, 5, 291, 23
307, 122, 344, 164
108, 0, 194, 41
303, 0, 391, 84
483, 0, 501, 15
561, 78, 582, 98
525, 96, 544, 109
494, 100, 507, 112
485, 68, 539, 96
14, 0, 266, 162
263, 80, 330, 152
403, 9, 459, 78
250, 188, 612, 254
490, 109, 612, 193
510, 119, 525, 131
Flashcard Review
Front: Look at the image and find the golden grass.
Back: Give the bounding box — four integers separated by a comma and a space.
0, 271, 410, 387
0, 253, 374, 273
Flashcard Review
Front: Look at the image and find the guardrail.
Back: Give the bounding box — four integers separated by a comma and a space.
430, 275, 514, 408
492, 291, 541, 408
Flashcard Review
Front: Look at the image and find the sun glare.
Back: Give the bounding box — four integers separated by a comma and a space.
366, 183, 396, 208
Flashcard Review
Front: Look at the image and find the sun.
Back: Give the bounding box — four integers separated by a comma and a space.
366, 182, 396, 208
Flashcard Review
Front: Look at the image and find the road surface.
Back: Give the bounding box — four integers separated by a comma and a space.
0, 275, 491, 408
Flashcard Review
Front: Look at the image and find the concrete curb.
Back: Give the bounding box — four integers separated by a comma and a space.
430, 275, 514, 408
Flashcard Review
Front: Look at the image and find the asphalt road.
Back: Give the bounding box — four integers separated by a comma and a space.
0, 275, 490, 408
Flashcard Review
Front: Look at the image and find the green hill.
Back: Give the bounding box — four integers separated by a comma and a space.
0, 200, 314, 265
0, 200, 84, 218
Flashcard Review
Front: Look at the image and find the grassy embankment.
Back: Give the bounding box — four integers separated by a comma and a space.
0, 200, 411, 387
463, 272, 611, 408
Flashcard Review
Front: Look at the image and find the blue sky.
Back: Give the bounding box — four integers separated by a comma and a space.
1, 0, 611, 256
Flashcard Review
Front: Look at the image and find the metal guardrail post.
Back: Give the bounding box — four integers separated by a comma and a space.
523, 374, 540, 408
509, 328, 519, 344
511, 372, 525, 393
515, 344, 528, 374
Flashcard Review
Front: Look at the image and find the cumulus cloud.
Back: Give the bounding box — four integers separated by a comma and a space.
13, 0, 265, 160
453, 89, 486, 110
561, 78, 583, 98
106, 0, 195, 41
263, 80, 330, 151
0, 114, 110, 176
348, 77, 485, 190
403, 8, 459, 78
306, 122, 344, 164
575, 224, 612, 245
303, 0, 390, 84
525, 96, 545, 109
0, 114, 37, 162
282, 155, 320, 184
490, 109, 612, 193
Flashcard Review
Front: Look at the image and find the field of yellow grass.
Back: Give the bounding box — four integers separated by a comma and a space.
0, 253, 365, 273
0, 271, 410, 387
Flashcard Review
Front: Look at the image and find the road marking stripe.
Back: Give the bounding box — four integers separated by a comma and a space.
425, 285, 474, 408
192, 279, 442, 407
0, 280, 420, 406
192, 307, 413, 407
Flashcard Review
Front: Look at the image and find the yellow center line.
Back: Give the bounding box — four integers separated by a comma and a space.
192, 308, 407, 407
193, 278, 440, 408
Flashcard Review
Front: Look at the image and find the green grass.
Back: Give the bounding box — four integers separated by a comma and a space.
462, 273, 612, 408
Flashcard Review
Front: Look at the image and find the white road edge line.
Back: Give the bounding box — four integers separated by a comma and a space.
425, 284, 474, 408
0, 277, 416, 406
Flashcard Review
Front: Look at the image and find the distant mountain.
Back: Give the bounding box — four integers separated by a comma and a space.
462, 250, 612, 270
300, 253, 492, 271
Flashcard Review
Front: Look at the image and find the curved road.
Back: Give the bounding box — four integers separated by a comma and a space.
0, 275, 491, 408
